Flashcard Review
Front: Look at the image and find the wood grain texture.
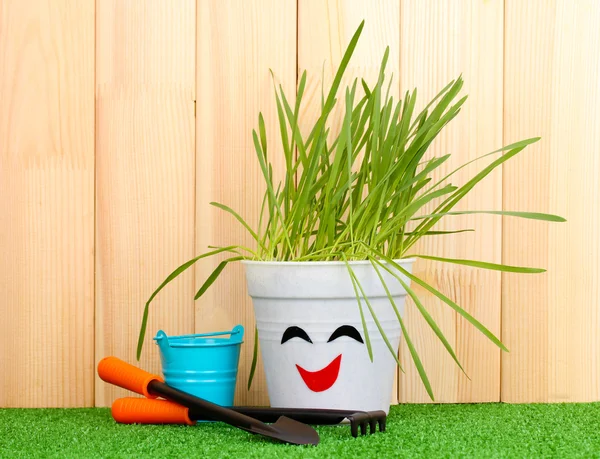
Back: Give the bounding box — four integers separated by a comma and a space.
297, 0, 400, 404
95, 0, 196, 406
398, 0, 503, 403
1, 0, 598, 408
196, 0, 296, 405
0, 0, 94, 407
502, 0, 600, 402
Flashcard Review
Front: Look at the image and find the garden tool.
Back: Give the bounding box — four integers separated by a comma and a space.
112, 397, 387, 437
97, 357, 319, 446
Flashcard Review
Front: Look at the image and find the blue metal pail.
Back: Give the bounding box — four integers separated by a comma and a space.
153, 325, 244, 406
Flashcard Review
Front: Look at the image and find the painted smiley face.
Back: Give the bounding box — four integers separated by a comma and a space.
280, 325, 364, 392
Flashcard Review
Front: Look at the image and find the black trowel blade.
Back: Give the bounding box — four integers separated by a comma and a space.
244, 416, 320, 446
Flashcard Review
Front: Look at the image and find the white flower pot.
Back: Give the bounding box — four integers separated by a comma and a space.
243, 259, 414, 413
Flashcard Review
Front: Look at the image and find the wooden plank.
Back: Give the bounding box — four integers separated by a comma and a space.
0, 0, 94, 407
297, 0, 400, 404
95, 0, 196, 406
399, 0, 503, 403
502, 0, 600, 402
196, 0, 296, 406
298, 0, 400, 137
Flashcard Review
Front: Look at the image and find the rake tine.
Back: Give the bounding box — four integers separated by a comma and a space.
360, 421, 367, 436
350, 420, 359, 438
369, 419, 377, 434
366, 410, 387, 433
348, 412, 370, 436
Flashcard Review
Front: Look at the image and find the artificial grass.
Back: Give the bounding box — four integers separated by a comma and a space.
0, 403, 599, 458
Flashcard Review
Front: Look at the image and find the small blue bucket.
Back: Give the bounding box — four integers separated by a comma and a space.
153, 325, 244, 406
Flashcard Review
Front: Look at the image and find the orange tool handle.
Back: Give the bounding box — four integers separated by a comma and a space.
112, 397, 195, 426
97, 356, 164, 399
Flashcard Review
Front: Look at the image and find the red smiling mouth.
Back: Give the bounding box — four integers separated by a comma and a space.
296, 355, 342, 392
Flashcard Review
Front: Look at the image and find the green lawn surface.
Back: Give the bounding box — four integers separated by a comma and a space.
1, 403, 599, 458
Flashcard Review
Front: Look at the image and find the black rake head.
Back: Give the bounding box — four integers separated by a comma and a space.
346, 410, 387, 437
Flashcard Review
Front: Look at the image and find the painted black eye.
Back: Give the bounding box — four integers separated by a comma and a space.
281, 326, 313, 344
327, 325, 364, 344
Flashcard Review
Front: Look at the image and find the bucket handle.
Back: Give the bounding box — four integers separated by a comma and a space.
164, 325, 244, 343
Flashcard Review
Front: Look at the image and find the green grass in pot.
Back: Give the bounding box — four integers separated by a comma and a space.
136, 21, 565, 399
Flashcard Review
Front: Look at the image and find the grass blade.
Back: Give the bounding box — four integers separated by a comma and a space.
370, 258, 433, 399
403, 229, 475, 236
248, 326, 259, 389
342, 254, 373, 361
348, 262, 402, 368
137, 246, 239, 360
368, 254, 465, 373
423, 137, 541, 194
194, 257, 244, 300
414, 255, 546, 273
210, 202, 269, 251
363, 245, 507, 352
411, 210, 566, 222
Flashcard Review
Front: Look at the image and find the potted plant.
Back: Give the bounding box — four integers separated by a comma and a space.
136, 22, 564, 412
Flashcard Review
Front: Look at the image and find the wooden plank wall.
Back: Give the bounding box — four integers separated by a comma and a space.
95, 0, 196, 405
0, 0, 95, 407
0, 0, 598, 407
398, 0, 503, 403
502, 0, 600, 403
